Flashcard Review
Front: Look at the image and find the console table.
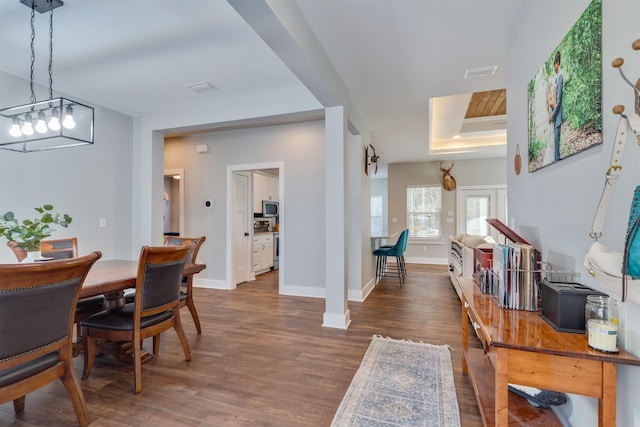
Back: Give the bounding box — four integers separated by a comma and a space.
458, 276, 640, 426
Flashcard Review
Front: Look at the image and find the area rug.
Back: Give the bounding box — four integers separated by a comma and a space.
331, 336, 460, 427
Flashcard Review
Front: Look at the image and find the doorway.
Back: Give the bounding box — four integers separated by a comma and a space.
227, 162, 283, 291
163, 169, 184, 236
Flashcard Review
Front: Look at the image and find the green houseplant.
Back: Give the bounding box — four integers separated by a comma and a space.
0, 204, 72, 252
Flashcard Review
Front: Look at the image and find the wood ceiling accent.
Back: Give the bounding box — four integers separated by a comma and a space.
465, 89, 506, 119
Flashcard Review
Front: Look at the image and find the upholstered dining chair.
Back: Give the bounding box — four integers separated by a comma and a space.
7, 238, 106, 342
0, 251, 102, 427
125, 235, 206, 333
373, 229, 408, 287
81, 245, 192, 393
164, 235, 206, 333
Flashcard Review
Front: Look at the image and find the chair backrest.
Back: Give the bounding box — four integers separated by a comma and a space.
164, 236, 206, 264
0, 251, 101, 370
6, 237, 78, 263
399, 229, 409, 252
134, 246, 191, 318
40, 238, 78, 260
386, 229, 408, 256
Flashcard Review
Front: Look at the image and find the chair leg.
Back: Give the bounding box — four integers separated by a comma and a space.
396, 256, 403, 287
133, 337, 143, 394
13, 396, 25, 413
152, 335, 160, 355
186, 297, 202, 334
173, 313, 192, 362
59, 354, 90, 427
81, 332, 96, 380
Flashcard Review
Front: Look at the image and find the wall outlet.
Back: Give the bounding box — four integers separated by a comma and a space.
392, 217, 398, 223
422, 245, 427, 252
99, 218, 106, 228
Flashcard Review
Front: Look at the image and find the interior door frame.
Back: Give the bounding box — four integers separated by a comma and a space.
164, 168, 185, 236
227, 162, 283, 291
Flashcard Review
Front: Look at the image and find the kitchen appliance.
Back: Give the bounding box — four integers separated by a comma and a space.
262, 200, 279, 217
253, 220, 270, 233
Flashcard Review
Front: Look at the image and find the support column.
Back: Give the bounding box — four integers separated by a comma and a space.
323, 106, 350, 329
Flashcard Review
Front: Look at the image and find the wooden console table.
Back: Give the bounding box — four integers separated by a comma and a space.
458, 276, 640, 426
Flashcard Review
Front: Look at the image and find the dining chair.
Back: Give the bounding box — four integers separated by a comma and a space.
164, 235, 206, 334
7, 237, 78, 261
125, 235, 206, 333
7, 238, 106, 342
0, 251, 102, 427
80, 245, 192, 393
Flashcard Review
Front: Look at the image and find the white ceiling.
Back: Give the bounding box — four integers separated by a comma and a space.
0, 0, 527, 171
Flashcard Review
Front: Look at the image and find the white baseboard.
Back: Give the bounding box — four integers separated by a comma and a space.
280, 284, 325, 298
323, 309, 351, 329
404, 256, 447, 265
193, 277, 234, 290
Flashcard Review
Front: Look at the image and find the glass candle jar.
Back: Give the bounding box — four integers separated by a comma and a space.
585, 295, 619, 353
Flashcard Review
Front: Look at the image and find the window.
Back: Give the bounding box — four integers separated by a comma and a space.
407, 185, 441, 238
371, 196, 383, 234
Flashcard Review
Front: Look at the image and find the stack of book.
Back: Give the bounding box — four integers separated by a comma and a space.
491, 242, 540, 311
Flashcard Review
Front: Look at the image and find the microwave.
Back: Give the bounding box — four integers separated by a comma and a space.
262, 200, 279, 217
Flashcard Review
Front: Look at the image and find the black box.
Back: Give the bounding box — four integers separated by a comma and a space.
540, 280, 607, 333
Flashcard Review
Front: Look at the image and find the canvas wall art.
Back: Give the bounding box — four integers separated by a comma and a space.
527, 0, 602, 172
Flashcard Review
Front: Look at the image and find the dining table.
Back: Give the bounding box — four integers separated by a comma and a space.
74, 259, 206, 362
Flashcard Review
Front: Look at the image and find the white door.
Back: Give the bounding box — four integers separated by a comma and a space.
456, 186, 507, 241
233, 172, 251, 285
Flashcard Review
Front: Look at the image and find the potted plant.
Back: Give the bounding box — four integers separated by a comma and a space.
0, 204, 72, 262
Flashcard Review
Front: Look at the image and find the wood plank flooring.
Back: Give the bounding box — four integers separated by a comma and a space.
1, 264, 483, 426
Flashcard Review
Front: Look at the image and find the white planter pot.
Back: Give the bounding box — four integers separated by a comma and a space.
22, 250, 43, 263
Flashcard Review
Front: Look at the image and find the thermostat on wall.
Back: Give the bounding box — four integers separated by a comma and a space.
205, 200, 212, 208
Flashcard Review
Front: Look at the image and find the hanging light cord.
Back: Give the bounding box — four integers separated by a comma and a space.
48, 0, 54, 101
29, 4, 36, 104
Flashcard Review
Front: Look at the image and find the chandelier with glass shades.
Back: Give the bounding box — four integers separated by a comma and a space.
0, 0, 94, 152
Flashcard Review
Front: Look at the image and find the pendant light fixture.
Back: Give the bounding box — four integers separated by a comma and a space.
0, 0, 94, 152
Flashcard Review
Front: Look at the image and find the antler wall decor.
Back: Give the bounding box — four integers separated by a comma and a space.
440, 161, 457, 191
366, 144, 380, 175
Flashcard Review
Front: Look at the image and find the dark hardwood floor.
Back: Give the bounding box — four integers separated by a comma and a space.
1, 264, 483, 426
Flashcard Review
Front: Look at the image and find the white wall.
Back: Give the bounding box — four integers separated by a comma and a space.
371, 177, 388, 234
0, 71, 134, 263
388, 158, 507, 264
164, 120, 326, 291
508, 1, 640, 425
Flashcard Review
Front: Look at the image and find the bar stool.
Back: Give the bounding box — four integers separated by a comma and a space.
373, 229, 408, 287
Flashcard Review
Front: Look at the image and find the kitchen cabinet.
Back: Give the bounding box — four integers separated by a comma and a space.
252, 233, 274, 274
253, 172, 279, 213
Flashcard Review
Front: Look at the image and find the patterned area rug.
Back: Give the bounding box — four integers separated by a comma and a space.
331, 336, 460, 427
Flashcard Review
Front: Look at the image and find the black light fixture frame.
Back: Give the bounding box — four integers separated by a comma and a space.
19, 0, 63, 14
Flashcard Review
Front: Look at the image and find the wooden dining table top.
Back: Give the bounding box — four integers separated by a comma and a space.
80, 259, 206, 299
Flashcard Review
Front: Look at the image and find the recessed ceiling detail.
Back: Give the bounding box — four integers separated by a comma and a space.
429, 88, 507, 157
465, 89, 506, 119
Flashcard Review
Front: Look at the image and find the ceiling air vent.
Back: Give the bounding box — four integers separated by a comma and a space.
186, 81, 218, 93
465, 65, 498, 79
